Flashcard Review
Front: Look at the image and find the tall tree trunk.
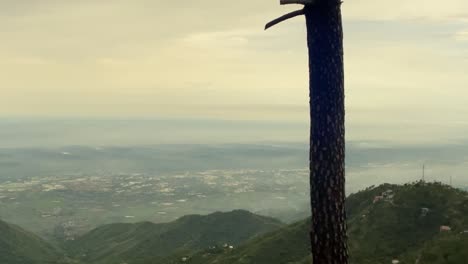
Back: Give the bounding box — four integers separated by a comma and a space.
305, 1, 348, 263
265, 1, 348, 262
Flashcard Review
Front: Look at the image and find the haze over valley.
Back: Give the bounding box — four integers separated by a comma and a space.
1, 119, 468, 243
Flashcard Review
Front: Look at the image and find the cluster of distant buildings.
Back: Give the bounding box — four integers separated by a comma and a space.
372, 189, 395, 204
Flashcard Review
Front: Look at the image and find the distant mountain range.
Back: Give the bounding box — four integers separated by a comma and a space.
1, 182, 467, 264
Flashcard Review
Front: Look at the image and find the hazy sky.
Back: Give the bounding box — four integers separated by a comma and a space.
1, 0, 468, 144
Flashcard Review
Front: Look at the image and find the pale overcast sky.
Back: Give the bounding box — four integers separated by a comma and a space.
1, 0, 468, 144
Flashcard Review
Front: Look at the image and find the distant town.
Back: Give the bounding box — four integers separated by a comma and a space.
0, 167, 309, 241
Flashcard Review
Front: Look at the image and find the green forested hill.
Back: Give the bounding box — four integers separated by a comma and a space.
0, 219, 66, 264
169, 182, 468, 264
347, 182, 468, 263
66, 210, 284, 264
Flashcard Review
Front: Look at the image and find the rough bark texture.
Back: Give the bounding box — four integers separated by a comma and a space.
305, 1, 348, 263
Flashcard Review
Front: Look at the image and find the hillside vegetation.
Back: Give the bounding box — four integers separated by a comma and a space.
0, 219, 66, 264
66, 210, 284, 264
169, 182, 468, 264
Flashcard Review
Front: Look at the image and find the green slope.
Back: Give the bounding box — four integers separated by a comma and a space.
347, 182, 468, 263
0, 219, 66, 264
67, 209, 284, 264
417, 233, 468, 263
169, 182, 468, 264
170, 218, 311, 264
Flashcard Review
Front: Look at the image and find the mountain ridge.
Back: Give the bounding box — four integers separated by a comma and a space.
66, 209, 284, 264
167, 182, 468, 264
